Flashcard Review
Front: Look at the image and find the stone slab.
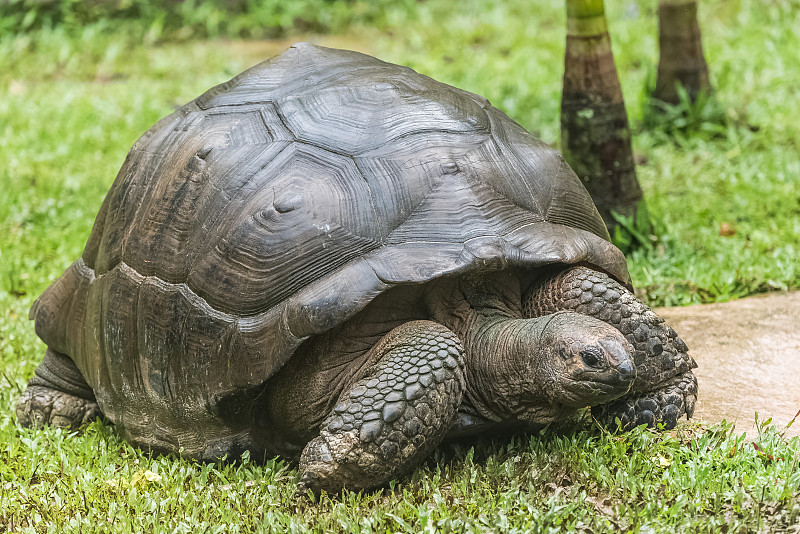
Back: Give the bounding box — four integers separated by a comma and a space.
656, 291, 800, 437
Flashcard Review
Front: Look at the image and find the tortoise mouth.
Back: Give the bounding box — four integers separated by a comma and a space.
560, 377, 634, 407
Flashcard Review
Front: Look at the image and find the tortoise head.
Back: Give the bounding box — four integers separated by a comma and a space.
471, 311, 636, 423
532, 311, 636, 410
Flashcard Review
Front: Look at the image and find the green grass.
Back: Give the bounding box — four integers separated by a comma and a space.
0, 0, 419, 41
1, 0, 799, 531
1, 418, 799, 532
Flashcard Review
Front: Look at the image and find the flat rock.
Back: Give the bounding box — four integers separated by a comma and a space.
656, 291, 800, 437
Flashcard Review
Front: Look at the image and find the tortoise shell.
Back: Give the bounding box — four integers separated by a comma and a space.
30, 43, 630, 456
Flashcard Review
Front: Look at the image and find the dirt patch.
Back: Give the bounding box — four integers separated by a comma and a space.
657, 291, 800, 437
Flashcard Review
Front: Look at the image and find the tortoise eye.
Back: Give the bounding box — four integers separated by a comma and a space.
580, 347, 604, 368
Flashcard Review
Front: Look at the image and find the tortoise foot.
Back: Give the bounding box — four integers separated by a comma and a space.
298, 320, 465, 494
591, 369, 697, 430
16, 349, 101, 429
17, 385, 102, 429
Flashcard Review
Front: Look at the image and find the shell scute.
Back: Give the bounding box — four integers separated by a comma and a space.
277, 69, 491, 155
90, 105, 292, 281
186, 142, 382, 315
353, 130, 488, 235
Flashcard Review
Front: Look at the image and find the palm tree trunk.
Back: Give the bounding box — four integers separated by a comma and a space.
653, 0, 712, 104
561, 0, 642, 231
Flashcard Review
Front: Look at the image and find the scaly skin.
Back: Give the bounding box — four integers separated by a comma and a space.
297, 321, 466, 494
16, 349, 101, 429
523, 266, 698, 430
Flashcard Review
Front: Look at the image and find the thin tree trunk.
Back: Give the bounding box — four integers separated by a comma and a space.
561, 0, 642, 231
653, 0, 711, 104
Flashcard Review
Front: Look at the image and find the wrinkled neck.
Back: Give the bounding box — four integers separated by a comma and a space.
426, 272, 561, 422
467, 317, 543, 420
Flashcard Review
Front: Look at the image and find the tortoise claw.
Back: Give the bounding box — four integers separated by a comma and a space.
592, 369, 698, 431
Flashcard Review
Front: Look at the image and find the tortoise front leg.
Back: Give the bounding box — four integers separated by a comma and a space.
16, 348, 102, 429
298, 320, 465, 494
523, 266, 698, 430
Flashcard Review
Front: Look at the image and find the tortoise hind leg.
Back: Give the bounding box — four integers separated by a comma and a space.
16, 348, 102, 429
524, 266, 698, 430
298, 320, 465, 494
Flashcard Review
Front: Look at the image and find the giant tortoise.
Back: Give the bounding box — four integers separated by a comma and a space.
17, 43, 697, 493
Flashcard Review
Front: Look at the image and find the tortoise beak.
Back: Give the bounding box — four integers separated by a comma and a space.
617, 359, 635, 383
599, 337, 636, 386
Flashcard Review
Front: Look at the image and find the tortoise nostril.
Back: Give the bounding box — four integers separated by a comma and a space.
618, 360, 635, 379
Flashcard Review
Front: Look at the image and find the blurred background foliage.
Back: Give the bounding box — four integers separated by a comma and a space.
0, 0, 415, 40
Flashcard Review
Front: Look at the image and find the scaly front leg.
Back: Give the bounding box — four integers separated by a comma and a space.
298, 320, 465, 494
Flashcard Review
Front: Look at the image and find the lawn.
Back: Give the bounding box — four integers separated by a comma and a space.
1, 0, 799, 531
